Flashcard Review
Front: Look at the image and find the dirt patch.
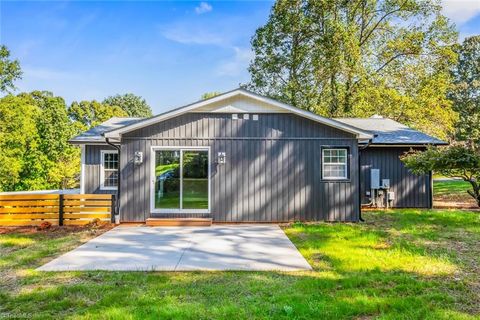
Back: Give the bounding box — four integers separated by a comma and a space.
0, 223, 115, 237
434, 193, 475, 203
433, 201, 479, 210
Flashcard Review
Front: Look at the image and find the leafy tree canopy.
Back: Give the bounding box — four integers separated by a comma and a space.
248, 0, 458, 140
19, 91, 74, 160
402, 145, 480, 207
103, 93, 153, 118
201, 92, 221, 100
0, 94, 39, 191
68, 100, 128, 132
0, 45, 22, 93
449, 35, 480, 146
0, 92, 79, 191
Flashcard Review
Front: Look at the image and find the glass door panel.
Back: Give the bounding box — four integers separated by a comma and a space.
182, 151, 209, 209
154, 150, 180, 209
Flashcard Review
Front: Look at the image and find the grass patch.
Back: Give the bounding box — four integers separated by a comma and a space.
0, 210, 479, 319
434, 180, 473, 203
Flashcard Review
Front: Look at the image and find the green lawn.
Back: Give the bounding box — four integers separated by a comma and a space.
434, 180, 473, 202
1, 210, 479, 319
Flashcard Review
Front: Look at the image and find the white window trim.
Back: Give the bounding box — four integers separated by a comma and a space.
100, 150, 119, 190
322, 148, 349, 180
150, 146, 211, 214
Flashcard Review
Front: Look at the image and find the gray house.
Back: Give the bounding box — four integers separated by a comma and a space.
70, 89, 446, 223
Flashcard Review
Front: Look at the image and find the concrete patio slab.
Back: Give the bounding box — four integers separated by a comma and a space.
37, 225, 312, 272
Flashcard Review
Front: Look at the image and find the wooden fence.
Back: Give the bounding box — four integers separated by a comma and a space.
0, 194, 114, 226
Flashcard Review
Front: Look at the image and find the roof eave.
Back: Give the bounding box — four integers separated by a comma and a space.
69, 139, 107, 145
363, 142, 448, 147
104, 88, 373, 139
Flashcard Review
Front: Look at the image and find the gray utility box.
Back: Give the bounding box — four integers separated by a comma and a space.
382, 179, 390, 189
371, 169, 380, 189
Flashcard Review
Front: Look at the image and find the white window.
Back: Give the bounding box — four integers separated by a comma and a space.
100, 150, 119, 190
322, 148, 348, 180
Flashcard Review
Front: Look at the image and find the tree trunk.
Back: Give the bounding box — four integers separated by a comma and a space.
466, 179, 480, 207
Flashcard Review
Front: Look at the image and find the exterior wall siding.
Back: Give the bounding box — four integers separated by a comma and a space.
359, 147, 431, 208
119, 113, 360, 222
84, 145, 117, 195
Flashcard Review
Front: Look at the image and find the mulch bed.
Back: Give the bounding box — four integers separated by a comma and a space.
0, 222, 115, 236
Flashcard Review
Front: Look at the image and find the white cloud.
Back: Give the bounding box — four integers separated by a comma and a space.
160, 23, 224, 45
195, 2, 213, 15
15, 40, 43, 60
441, 0, 480, 25
160, 22, 226, 45
216, 47, 253, 77
22, 66, 75, 81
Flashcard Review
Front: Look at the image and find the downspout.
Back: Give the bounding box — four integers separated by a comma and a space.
105, 138, 121, 221
358, 137, 374, 222
428, 170, 433, 209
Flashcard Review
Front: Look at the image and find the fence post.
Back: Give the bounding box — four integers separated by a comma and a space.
59, 194, 64, 226
111, 194, 116, 223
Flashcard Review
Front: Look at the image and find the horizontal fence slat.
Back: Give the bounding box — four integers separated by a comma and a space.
63, 200, 112, 206
63, 207, 111, 213
0, 207, 58, 213
0, 220, 59, 226
0, 200, 59, 206
0, 194, 59, 200
64, 194, 112, 200
64, 213, 110, 219
63, 220, 98, 226
0, 213, 59, 219
0, 193, 112, 226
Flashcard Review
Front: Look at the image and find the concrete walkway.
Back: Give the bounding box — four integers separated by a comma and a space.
37, 225, 312, 271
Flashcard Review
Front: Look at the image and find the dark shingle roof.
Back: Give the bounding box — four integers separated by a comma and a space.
335, 117, 447, 145
69, 115, 446, 146
69, 117, 144, 143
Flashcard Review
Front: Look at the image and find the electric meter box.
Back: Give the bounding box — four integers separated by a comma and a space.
371, 169, 380, 189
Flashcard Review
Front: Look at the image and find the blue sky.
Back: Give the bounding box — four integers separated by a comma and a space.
1, 0, 480, 114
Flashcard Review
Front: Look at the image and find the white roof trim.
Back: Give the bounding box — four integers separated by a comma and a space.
104, 89, 373, 139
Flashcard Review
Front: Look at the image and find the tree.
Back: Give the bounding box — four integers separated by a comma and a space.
27, 91, 80, 189
449, 35, 480, 147
0, 45, 22, 93
248, 0, 458, 140
248, 0, 316, 111
68, 100, 128, 132
0, 92, 81, 191
201, 92, 221, 100
23, 91, 74, 160
103, 93, 152, 117
402, 145, 480, 207
0, 94, 40, 191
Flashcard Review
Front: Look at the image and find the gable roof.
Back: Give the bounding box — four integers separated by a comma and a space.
69, 117, 143, 144
335, 117, 447, 145
102, 88, 373, 140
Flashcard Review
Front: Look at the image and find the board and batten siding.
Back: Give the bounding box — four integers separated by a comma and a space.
359, 147, 431, 208
119, 113, 360, 222
84, 145, 117, 195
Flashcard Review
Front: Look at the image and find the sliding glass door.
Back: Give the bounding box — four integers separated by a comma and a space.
182, 151, 209, 209
152, 148, 209, 213
154, 150, 181, 209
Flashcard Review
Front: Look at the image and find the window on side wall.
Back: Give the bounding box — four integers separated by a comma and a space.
322, 148, 349, 180
100, 150, 119, 190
